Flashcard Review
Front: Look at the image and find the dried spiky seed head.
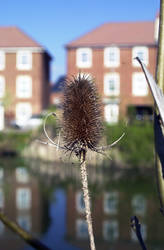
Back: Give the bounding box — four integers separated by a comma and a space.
62, 74, 103, 159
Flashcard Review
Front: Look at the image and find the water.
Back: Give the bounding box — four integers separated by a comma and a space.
0, 157, 163, 250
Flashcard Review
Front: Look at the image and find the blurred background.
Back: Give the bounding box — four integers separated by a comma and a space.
0, 0, 163, 250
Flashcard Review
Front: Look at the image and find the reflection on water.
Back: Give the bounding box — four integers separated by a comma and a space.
0, 158, 163, 250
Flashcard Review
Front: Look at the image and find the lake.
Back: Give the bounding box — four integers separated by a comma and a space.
0, 157, 163, 250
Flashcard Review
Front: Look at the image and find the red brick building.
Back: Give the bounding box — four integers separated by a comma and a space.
0, 26, 51, 129
65, 17, 159, 123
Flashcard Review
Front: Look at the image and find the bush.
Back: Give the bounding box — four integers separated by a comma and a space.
105, 121, 154, 167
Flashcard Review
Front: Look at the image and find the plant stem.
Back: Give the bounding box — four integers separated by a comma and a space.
155, 0, 164, 214
0, 212, 50, 250
80, 160, 96, 250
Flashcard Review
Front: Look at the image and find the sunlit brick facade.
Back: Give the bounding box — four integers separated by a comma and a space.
66, 18, 159, 123
0, 27, 51, 129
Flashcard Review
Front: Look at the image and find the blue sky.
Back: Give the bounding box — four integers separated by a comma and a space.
0, 0, 160, 83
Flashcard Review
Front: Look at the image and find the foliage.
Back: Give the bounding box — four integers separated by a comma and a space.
0, 130, 32, 154
105, 121, 154, 167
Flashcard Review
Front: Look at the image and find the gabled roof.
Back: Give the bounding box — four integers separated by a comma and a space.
0, 26, 42, 48
66, 21, 156, 48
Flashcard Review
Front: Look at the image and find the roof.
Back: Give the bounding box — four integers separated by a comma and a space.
66, 21, 156, 48
0, 26, 42, 48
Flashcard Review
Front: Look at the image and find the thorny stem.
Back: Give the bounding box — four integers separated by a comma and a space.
80, 160, 96, 250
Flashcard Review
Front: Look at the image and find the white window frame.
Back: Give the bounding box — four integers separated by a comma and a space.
0, 189, 4, 208
76, 219, 89, 239
16, 167, 29, 183
17, 215, 31, 232
132, 194, 146, 216
131, 223, 147, 241
76, 48, 92, 68
132, 72, 148, 96
16, 102, 32, 127
16, 188, 31, 210
104, 73, 120, 96
16, 50, 32, 70
104, 47, 120, 67
103, 220, 119, 241
0, 51, 5, 71
104, 191, 119, 214
76, 191, 85, 213
0, 169, 3, 182
104, 104, 119, 123
16, 75, 32, 98
132, 46, 149, 67
77, 72, 93, 81
0, 76, 5, 98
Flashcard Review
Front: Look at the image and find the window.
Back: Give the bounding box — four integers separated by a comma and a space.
76, 219, 89, 239
104, 104, 119, 123
77, 72, 93, 81
104, 191, 119, 214
104, 73, 120, 96
131, 223, 147, 241
17, 215, 31, 232
0, 51, 5, 70
0, 169, 3, 182
132, 194, 147, 216
0, 189, 4, 208
0, 104, 4, 131
76, 48, 92, 68
103, 220, 119, 241
0, 76, 5, 98
16, 102, 32, 126
16, 167, 29, 183
17, 50, 32, 70
132, 47, 148, 66
76, 191, 85, 213
16, 76, 32, 98
132, 72, 148, 96
16, 188, 31, 210
104, 47, 120, 67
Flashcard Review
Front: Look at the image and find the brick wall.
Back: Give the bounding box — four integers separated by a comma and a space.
66, 46, 157, 119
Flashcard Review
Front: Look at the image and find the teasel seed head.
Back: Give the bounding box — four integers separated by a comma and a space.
62, 74, 103, 160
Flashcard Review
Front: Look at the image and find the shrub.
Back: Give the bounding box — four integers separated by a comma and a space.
105, 121, 154, 167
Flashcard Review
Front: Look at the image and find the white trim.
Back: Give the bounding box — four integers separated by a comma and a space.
104, 191, 119, 214
0, 189, 4, 208
104, 47, 120, 67
104, 73, 120, 96
0, 76, 5, 98
76, 219, 89, 239
16, 51, 32, 70
16, 167, 29, 183
132, 46, 149, 67
104, 104, 119, 123
103, 220, 119, 241
76, 191, 85, 213
132, 194, 146, 216
76, 48, 92, 68
132, 72, 148, 96
0, 47, 43, 53
17, 215, 31, 232
0, 51, 5, 70
16, 188, 31, 210
16, 75, 32, 98
0, 104, 4, 130
16, 102, 32, 126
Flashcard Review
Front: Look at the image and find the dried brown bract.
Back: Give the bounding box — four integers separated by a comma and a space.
62, 74, 103, 160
